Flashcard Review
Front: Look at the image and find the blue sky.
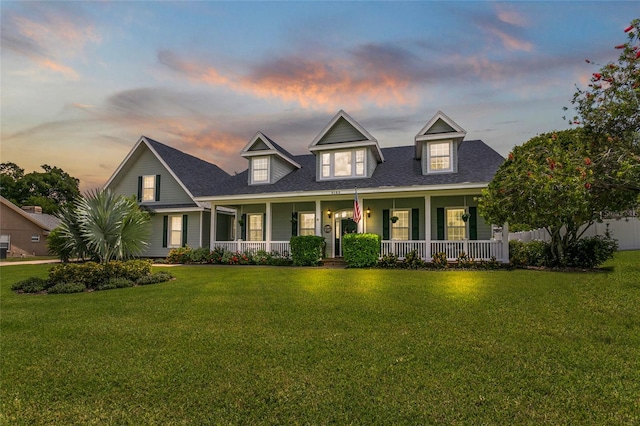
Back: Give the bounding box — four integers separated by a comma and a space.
1, 1, 637, 190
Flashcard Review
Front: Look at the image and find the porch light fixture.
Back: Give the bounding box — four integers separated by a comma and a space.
327, 208, 332, 218
366, 207, 371, 218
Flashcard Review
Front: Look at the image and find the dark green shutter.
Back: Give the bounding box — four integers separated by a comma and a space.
469, 207, 478, 240
137, 176, 143, 202
291, 212, 298, 237
240, 214, 247, 240
162, 215, 168, 247
262, 214, 266, 241
436, 208, 445, 240
182, 215, 188, 247
155, 175, 161, 201
382, 209, 390, 240
411, 208, 419, 240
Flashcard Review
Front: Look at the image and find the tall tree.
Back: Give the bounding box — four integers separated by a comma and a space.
0, 162, 25, 204
568, 18, 640, 195
0, 163, 80, 214
478, 129, 635, 266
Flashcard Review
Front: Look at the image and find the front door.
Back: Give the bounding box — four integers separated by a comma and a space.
335, 218, 357, 256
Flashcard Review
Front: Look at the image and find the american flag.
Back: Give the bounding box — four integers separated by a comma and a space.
353, 188, 361, 223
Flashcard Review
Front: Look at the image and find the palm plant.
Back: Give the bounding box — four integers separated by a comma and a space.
52, 203, 91, 261
76, 189, 150, 264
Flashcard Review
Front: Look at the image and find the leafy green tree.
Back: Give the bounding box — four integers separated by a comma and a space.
0, 163, 80, 214
568, 18, 640, 194
54, 189, 151, 264
478, 129, 636, 266
0, 162, 24, 204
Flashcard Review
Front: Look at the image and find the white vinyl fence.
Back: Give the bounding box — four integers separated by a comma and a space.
508, 218, 640, 251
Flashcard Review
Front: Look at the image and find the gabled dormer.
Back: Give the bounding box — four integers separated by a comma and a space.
415, 111, 467, 175
241, 132, 301, 185
308, 110, 384, 181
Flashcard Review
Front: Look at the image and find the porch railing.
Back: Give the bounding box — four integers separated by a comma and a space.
212, 241, 291, 257
381, 240, 503, 261
213, 239, 503, 262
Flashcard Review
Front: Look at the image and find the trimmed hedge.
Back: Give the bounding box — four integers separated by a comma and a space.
343, 233, 381, 268
510, 236, 618, 268
11, 277, 52, 293
290, 236, 325, 266
48, 282, 86, 294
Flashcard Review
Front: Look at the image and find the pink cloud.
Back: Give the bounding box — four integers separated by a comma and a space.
488, 27, 534, 52
159, 50, 418, 110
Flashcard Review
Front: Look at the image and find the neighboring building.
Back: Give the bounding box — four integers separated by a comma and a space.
107, 111, 508, 260
104, 136, 231, 257
0, 196, 61, 257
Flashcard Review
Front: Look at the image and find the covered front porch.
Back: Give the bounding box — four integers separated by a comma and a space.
206, 189, 509, 262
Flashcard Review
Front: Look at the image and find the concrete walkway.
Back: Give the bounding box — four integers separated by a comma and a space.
0, 259, 62, 267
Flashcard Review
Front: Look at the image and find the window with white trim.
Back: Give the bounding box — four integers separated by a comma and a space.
391, 210, 409, 240
1, 234, 11, 250
446, 208, 466, 240
142, 175, 156, 201
252, 157, 269, 183
428, 142, 452, 172
299, 213, 315, 236
248, 213, 263, 241
31, 235, 41, 243
320, 149, 366, 179
169, 215, 183, 247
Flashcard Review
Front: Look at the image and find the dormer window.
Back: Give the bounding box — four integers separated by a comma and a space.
428, 142, 453, 173
251, 156, 270, 184
320, 149, 366, 180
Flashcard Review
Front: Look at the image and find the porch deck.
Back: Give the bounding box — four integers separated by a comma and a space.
212, 240, 504, 262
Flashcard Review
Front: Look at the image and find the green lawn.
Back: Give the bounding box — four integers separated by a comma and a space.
1, 253, 639, 425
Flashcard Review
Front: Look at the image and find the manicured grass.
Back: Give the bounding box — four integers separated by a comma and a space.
1, 253, 639, 425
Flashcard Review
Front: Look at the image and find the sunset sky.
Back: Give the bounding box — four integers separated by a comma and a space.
1, 1, 637, 191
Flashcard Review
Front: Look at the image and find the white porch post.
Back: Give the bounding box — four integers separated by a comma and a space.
501, 222, 510, 263
265, 201, 272, 252
199, 211, 203, 248
358, 196, 364, 233
315, 200, 321, 235
424, 195, 431, 260
209, 204, 216, 250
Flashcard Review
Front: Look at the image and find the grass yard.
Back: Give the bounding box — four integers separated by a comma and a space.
1, 252, 639, 425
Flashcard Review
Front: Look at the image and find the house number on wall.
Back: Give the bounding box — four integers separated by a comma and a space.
330, 190, 341, 195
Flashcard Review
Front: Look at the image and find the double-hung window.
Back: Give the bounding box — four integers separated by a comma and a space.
299, 213, 315, 236
142, 175, 156, 201
169, 215, 183, 247
446, 208, 466, 240
252, 157, 269, 184
391, 210, 409, 240
248, 214, 263, 241
320, 149, 366, 179
428, 142, 452, 172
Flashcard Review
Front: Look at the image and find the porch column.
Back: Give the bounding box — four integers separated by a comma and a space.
501, 222, 510, 263
210, 204, 217, 250
199, 211, 203, 248
358, 197, 364, 233
315, 200, 321, 235
265, 201, 272, 252
424, 195, 431, 260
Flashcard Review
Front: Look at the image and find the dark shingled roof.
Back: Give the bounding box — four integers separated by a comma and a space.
144, 137, 231, 197
207, 140, 504, 197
